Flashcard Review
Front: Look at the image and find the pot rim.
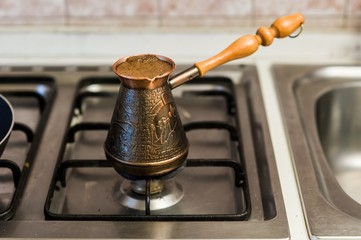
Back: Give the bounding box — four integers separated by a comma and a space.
112, 54, 176, 82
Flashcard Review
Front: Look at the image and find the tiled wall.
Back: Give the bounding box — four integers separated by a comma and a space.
0, 0, 360, 29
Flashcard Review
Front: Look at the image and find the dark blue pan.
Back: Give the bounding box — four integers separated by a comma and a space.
0, 94, 14, 157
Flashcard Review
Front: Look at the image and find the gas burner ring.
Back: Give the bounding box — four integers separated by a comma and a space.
114, 179, 184, 211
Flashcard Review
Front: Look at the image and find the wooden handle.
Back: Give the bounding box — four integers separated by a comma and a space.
194, 13, 305, 76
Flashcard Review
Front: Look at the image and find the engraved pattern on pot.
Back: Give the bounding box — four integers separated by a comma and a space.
105, 84, 187, 164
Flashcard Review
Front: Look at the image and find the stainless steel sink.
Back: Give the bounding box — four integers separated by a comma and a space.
273, 65, 361, 238
317, 82, 361, 205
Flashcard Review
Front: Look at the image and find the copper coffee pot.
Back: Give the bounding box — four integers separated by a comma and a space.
104, 13, 305, 180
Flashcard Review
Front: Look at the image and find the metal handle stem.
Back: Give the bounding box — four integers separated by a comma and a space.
168, 66, 200, 89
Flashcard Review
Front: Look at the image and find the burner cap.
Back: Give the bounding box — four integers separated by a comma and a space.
115, 180, 184, 211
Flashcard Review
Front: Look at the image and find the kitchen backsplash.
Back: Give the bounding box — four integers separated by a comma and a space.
0, 0, 360, 29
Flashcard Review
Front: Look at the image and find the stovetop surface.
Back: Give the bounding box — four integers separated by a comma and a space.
0, 65, 288, 239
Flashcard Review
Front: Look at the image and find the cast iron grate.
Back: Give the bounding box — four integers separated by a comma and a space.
44, 77, 250, 221
0, 77, 56, 220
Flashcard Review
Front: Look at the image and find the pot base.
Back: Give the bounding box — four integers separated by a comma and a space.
105, 147, 188, 180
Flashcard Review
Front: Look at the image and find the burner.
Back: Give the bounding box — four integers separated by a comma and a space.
115, 180, 184, 211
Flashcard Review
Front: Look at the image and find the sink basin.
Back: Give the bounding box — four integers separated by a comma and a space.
273, 65, 361, 238
317, 85, 361, 205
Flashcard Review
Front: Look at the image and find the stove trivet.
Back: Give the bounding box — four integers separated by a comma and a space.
0, 77, 56, 220
44, 77, 250, 221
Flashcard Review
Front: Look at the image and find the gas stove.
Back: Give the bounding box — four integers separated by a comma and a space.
0, 65, 288, 239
